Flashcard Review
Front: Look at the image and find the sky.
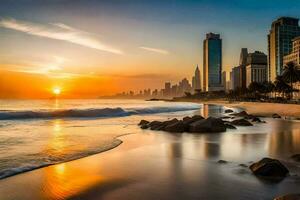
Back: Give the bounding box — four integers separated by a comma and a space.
0, 0, 300, 98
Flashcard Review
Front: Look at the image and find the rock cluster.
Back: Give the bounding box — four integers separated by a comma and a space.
138, 110, 267, 133
138, 115, 229, 133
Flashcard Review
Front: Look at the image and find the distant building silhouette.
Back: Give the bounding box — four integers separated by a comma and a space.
164, 82, 171, 97
246, 51, 268, 87
203, 33, 223, 91
239, 48, 248, 89
231, 66, 242, 90
192, 64, 201, 91
268, 17, 300, 82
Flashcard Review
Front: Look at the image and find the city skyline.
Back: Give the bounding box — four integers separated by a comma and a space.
1, 0, 300, 98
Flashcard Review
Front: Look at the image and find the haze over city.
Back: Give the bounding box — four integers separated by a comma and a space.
1, 0, 300, 98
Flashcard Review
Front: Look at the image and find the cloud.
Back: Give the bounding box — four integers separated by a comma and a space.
140, 46, 169, 55
0, 18, 123, 54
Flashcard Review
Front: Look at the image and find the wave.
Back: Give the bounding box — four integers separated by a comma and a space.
0, 105, 200, 120
0, 139, 123, 179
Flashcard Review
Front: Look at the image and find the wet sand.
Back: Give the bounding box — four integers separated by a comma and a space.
1, 116, 300, 200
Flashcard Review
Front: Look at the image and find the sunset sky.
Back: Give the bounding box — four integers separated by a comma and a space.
0, 0, 300, 98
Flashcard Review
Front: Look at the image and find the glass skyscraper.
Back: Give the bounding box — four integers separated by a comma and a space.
203, 33, 222, 91
268, 17, 300, 82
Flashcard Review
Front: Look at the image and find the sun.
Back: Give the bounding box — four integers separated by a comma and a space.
53, 87, 61, 95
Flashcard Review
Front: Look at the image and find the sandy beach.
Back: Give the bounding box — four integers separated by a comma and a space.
173, 99, 300, 118
0, 102, 300, 200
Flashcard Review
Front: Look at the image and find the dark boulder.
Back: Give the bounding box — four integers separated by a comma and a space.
140, 124, 149, 129
249, 157, 289, 177
148, 121, 163, 130
183, 116, 192, 121
220, 116, 231, 119
272, 113, 282, 118
189, 117, 226, 133
164, 121, 186, 133
182, 115, 204, 126
274, 194, 300, 200
149, 118, 179, 131
139, 120, 149, 126
225, 123, 237, 129
231, 119, 253, 126
225, 109, 234, 113
291, 154, 300, 162
231, 111, 250, 117
252, 117, 262, 123
217, 160, 228, 164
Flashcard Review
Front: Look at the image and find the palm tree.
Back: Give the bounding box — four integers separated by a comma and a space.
274, 75, 292, 99
282, 62, 300, 99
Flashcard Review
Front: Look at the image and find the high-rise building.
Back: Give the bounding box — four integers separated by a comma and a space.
203, 33, 223, 91
178, 78, 192, 95
246, 51, 268, 87
231, 66, 242, 90
268, 17, 300, 82
283, 36, 300, 68
283, 36, 300, 100
192, 64, 201, 91
164, 82, 171, 97
239, 48, 248, 89
222, 71, 227, 91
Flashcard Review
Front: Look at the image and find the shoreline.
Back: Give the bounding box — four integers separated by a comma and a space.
0, 101, 300, 199
171, 98, 300, 118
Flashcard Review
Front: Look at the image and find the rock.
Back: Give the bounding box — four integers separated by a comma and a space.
249, 157, 289, 177
252, 117, 262, 122
291, 154, 300, 162
148, 121, 163, 130
138, 120, 149, 126
189, 117, 226, 133
272, 113, 282, 118
274, 194, 300, 200
140, 124, 149, 129
231, 119, 253, 126
217, 160, 228, 164
220, 116, 231, 119
225, 123, 237, 129
183, 116, 192, 121
164, 121, 186, 133
239, 164, 248, 167
182, 115, 204, 126
231, 111, 249, 117
149, 118, 179, 131
225, 109, 234, 113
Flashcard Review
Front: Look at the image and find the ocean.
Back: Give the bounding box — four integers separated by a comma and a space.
0, 99, 203, 179
1, 99, 300, 182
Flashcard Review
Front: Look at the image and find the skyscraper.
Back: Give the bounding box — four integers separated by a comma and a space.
268, 17, 300, 82
203, 33, 223, 91
192, 64, 201, 91
239, 48, 248, 89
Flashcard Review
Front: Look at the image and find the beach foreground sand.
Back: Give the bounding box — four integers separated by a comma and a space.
1, 123, 300, 200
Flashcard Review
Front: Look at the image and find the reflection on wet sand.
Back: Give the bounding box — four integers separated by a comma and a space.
42, 162, 103, 199
268, 120, 300, 157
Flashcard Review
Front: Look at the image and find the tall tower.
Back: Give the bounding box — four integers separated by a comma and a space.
203, 33, 222, 92
268, 17, 300, 82
194, 64, 201, 90
239, 48, 248, 89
